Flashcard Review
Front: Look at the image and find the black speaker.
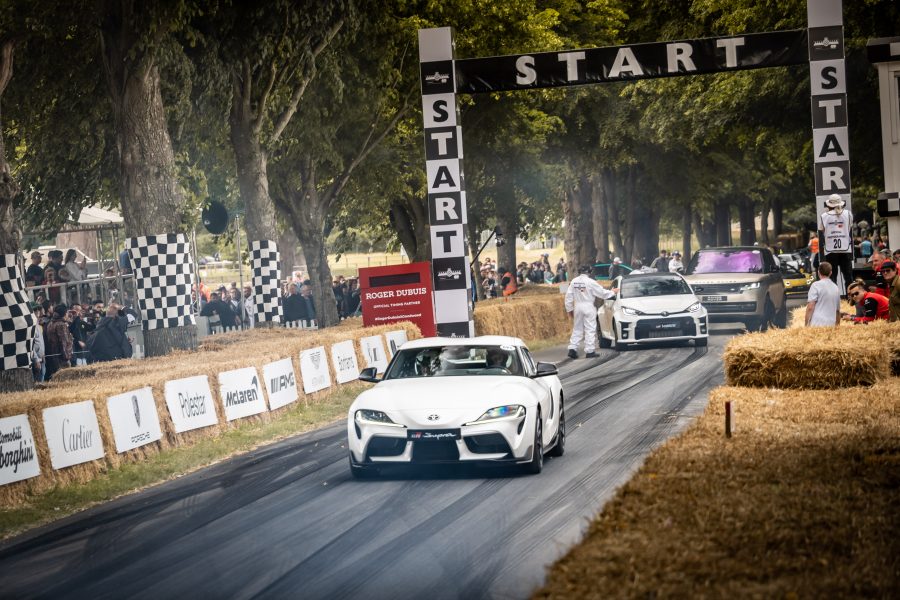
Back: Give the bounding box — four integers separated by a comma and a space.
202, 201, 229, 235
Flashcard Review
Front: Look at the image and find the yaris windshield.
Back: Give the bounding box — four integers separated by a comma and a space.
620, 276, 692, 298
686, 250, 764, 274
384, 345, 523, 379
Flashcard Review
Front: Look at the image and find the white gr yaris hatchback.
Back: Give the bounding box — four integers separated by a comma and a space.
347, 336, 564, 478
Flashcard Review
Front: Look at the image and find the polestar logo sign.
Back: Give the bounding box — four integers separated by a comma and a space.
427, 414, 440, 421
425, 71, 450, 85
437, 268, 462, 280
813, 37, 839, 50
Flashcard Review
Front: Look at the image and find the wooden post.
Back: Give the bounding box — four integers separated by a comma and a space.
725, 400, 733, 438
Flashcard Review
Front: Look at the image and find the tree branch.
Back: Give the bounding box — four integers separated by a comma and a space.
0, 39, 15, 97
269, 17, 344, 144
253, 62, 278, 136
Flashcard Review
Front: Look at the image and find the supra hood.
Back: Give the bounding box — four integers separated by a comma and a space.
354, 376, 542, 412
616, 294, 698, 314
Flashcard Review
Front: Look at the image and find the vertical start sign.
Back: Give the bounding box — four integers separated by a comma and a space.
359, 262, 436, 337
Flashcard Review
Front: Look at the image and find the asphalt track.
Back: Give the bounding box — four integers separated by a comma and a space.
0, 325, 748, 600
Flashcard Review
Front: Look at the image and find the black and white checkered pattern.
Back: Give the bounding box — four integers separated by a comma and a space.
250, 240, 282, 323
126, 234, 196, 331
0, 254, 36, 370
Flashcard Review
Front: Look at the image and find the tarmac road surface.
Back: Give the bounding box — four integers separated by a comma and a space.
0, 324, 752, 600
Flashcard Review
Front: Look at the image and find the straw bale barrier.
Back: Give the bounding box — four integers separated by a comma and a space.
474, 293, 568, 341
788, 300, 854, 329
723, 320, 900, 389
536, 381, 900, 598
0, 322, 420, 507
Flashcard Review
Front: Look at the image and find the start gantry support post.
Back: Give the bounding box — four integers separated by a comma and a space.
867, 37, 900, 245
418, 27, 475, 338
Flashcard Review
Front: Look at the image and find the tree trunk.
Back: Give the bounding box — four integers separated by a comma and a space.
760, 200, 771, 244
623, 167, 637, 264
604, 169, 625, 261
681, 207, 692, 262
283, 184, 339, 328
772, 196, 784, 236
592, 173, 610, 263
230, 100, 278, 243
496, 210, 518, 277
390, 194, 429, 263
738, 197, 757, 246
563, 176, 594, 272
714, 199, 731, 246
277, 227, 300, 275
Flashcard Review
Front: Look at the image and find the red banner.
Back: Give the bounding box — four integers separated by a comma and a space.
358, 262, 436, 337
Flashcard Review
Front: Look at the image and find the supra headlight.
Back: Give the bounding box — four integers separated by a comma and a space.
468, 405, 525, 424
687, 301, 702, 312
622, 306, 643, 316
354, 409, 404, 428
739, 282, 760, 292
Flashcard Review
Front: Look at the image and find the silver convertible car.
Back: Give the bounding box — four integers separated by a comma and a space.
347, 336, 565, 478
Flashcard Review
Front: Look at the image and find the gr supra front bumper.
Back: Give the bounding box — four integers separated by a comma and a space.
612, 312, 709, 344
347, 409, 539, 466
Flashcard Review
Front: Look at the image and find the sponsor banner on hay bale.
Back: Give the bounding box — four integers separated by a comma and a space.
107, 387, 163, 454
360, 335, 389, 374
165, 376, 218, 432
0, 321, 423, 501
0, 415, 41, 485
263, 358, 298, 410
299, 346, 332, 395
384, 330, 409, 358
331, 340, 360, 384
43, 401, 105, 470
219, 368, 267, 421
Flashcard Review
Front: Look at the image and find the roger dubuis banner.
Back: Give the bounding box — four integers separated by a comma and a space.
454, 30, 808, 94
107, 387, 163, 453
0, 414, 40, 486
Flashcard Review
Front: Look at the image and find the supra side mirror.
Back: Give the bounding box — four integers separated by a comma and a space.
534, 362, 558, 377
358, 367, 380, 383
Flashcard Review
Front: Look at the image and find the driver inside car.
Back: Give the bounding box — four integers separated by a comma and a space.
486, 347, 507, 369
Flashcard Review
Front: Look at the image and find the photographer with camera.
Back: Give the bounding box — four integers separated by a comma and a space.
87, 303, 133, 363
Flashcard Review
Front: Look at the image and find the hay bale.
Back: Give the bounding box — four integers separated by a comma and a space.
0, 321, 420, 508
536, 380, 900, 598
723, 320, 900, 389
474, 295, 568, 340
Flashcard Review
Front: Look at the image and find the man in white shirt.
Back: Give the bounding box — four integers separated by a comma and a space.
818, 194, 853, 295
805, 261, 841, 327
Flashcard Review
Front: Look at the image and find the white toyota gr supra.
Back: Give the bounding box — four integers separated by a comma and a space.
347, 336, 565, 478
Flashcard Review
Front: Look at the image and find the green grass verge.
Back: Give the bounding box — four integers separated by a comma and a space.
0, 384, 361, 540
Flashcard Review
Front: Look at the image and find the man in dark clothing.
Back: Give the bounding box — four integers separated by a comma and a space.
342, 278, 361, 316
200, 291, 241, 328
68, 304, 91, 365
283, 283, 304, 322
89, 304, 133, 362
299, 284, 317, 322
25, 251, 45, 286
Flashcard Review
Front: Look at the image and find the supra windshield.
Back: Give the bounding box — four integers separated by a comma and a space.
686, 249, 764, 274
384, 345, 523, 379
620, 276, 692, 298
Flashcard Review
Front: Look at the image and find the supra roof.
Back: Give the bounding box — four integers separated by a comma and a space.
401, 335, 526, 350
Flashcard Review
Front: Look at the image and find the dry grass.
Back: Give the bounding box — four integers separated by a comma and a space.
723, 320, 900, 389
535, 381, 900, 599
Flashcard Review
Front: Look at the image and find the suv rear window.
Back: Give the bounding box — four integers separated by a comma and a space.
686, 249, 764, 274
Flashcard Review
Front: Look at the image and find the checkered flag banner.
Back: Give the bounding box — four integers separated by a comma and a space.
0, 254, 36, 370
126, 234, 196, 331
250, 239, 282, 323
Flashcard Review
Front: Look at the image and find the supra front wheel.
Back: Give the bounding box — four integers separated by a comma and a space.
522, 412, 544, 475
548, 398, 565, 457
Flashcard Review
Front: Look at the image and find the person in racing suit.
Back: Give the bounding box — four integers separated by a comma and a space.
565, 265, 616, 358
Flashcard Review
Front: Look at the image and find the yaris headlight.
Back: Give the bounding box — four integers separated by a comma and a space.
687, 301, 702, 312
355, 409, 404, 428
621, 306, 643, 316
467, 405, 525, 424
